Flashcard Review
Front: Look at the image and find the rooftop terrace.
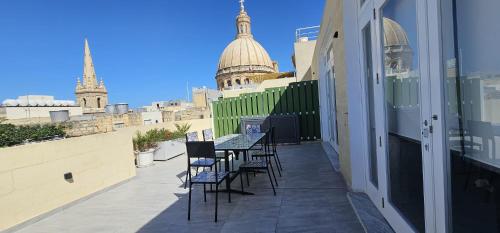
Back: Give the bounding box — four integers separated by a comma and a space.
14, 143, 364, 233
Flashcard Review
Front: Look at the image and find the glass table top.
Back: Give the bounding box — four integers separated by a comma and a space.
214, 133, 265, 151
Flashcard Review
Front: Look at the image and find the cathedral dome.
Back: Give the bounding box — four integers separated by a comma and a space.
215, 1, 277, 89
382, 17, 413, 73
383, 18, 410, 47
216, 37, 275, 76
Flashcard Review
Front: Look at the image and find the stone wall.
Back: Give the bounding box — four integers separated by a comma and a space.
174, 107, 211, 121
63, 115, 114, 137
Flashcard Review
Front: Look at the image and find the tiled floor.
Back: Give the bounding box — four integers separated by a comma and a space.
15, 142, 364, 233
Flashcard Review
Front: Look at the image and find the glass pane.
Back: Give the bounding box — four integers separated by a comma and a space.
382, 0, 425, 232
442, 0, 500, 232
362, 23, 378, 187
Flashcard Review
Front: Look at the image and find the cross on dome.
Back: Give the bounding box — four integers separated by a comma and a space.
239, 0, 245, 12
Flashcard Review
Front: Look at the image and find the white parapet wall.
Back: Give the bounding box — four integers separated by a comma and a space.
1, 106, 83, 120
119, 118, 213, 139
0, 130, 137, 231
0, 118, 213, 231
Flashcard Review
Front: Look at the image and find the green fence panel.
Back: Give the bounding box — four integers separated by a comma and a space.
256, 93, 264, 115
279, 87, 288, 114
213, 102, 219, 137
246, 94, 252, 116
273, 88, 281, 114
213, 80, 321, 140
312, 80, 321, 139
227, 99, 233, 135
286, 86, 294, 113
251, 94, 258, 116
241, 96, 248, 116
268, 89, 275, 114
263, 91, 269, 114
292, 83, 300, 113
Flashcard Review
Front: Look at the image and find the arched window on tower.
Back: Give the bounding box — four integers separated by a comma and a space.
235, 79, 241, 85
244, 78, 250, 84
97, 98, 101, 108
83, 98, 87, 107
227, 80, 232, 87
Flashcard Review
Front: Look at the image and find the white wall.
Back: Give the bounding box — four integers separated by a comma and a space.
343, 0, 367, 192
2, 106, 83, 120
141, 111, 163, 125
294, 40, 317, 81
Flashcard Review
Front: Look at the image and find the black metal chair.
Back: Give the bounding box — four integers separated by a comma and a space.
239, 131, 277, 195
184, 132, 220, 189
203, 128, 234, 171
186, 141, 230, 222
252, 127, 283, 176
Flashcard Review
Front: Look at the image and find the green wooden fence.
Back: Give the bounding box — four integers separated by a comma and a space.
213, 80, 321, 141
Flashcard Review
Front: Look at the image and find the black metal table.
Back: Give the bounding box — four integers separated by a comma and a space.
213, 133, 266, 195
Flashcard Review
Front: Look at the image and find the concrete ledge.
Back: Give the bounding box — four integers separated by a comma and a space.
321, 141, 341, 172
347, 192, 394, 233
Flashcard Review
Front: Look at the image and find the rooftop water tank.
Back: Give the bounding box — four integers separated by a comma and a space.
115, 103, 129, 115
105, 105, 116, 114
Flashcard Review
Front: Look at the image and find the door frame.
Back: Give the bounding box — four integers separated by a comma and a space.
357, 0, 382, 208
426, 0, 452, 232
357, 0, 438, 232
321, 37, 340, 152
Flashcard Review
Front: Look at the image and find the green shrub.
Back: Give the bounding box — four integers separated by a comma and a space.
133, 131, 157, 152
0, 124, 66, 148
132, 124, 193, 152
172, 123, 191, 139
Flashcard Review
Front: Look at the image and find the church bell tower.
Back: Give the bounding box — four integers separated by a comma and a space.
75, 39, 108, 113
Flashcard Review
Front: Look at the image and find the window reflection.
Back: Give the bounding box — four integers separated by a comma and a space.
382, 0, 425, 231
443, 0, 500, 232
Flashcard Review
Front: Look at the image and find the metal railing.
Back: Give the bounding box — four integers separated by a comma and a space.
295, 26, 320, 42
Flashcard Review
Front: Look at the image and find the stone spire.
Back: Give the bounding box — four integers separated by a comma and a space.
236, 0, 252, 39
75, 38, 108, 113
83, 38, 98, 88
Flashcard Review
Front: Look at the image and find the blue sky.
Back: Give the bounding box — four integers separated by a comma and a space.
0, 0, 325, 107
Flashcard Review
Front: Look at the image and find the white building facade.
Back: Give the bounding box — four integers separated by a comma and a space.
1, 95, 82, 121
317, 0, 500, 232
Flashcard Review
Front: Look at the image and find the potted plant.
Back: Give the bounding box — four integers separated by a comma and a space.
133, 130, 157, 167
153, 123, 191, 161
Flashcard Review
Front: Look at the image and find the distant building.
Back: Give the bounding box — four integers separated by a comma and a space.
293, 26, 319, 82
75, 39, 109, 114
141, 111, 163, 125
192, 87, 221, 108
146, 100, 193, 112
215, 0, 281, 90
0, 95, 83, 122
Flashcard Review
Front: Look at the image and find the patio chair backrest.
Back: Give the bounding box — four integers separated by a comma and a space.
186, 132, 199, 142
202, 129, 214, 141
186, 141, 216, 159
245, 124, 261, 135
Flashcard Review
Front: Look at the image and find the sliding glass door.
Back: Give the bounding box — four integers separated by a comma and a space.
440, 0, 500, 232
359, 0, 436, 231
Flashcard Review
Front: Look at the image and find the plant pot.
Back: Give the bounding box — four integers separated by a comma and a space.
136, 148, 155, 167
154, 140, 186, 161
